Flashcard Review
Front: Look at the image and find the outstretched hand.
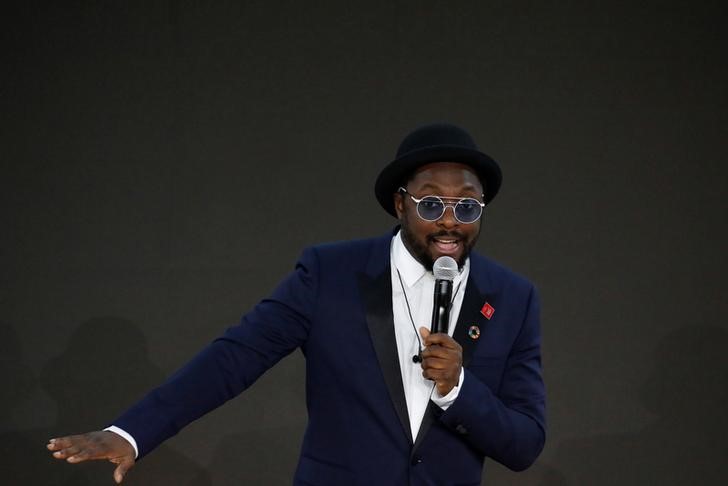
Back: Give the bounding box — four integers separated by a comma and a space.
419, 327, 463, 396
47, 431, 135, 484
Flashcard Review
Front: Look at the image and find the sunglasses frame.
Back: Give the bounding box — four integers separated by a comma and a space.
398, 187, 485, 224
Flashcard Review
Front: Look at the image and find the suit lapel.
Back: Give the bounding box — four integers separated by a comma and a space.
452, 276, 488, 368
358, 233, 412, 445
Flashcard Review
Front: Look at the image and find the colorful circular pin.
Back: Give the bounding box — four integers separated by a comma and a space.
468, 325, 480, 340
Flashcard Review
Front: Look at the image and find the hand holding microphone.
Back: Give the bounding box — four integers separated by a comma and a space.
419, 327, 462, 396
420, 256, 462, 396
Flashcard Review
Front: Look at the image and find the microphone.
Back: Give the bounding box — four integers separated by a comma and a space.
431, 256, 458, 334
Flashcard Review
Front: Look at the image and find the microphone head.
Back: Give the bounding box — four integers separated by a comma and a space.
433, 256, 459, 281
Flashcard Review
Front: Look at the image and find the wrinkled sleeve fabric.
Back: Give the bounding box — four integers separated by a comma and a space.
438, 284, 546, 471
111, 247, 319, 459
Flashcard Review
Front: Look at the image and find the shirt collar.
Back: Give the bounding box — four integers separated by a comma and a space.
391, 230, 469, 288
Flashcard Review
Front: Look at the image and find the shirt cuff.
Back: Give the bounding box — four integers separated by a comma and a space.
103, 425, 139, 459
431, 367, 465, 410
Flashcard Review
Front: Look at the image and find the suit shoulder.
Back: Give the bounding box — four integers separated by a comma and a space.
306, 235, 388, 258
471, 252, 537, 294
295, 234, 390, 272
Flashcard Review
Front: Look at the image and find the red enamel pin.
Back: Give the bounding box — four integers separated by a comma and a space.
480, 302, 495, 320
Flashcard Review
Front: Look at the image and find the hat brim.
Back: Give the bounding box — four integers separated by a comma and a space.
374, 145, 502, 218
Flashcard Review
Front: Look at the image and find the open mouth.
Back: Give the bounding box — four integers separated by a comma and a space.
430, 236, 460, 255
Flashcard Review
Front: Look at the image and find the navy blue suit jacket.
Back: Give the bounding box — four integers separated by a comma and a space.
113, 231, 546, 485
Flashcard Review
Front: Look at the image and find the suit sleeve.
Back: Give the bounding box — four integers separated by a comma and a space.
111, 247, 319, 458
438, 284, 546, 471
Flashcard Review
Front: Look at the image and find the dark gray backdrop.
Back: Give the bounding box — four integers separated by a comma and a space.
3, 1, 727, 484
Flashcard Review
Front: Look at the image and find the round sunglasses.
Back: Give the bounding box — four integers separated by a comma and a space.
398, 187, 485, 224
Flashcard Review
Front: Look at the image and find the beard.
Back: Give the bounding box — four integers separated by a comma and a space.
399, 213, 477, 272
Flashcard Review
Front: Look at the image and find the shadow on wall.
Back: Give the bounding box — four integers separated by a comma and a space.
526, 324, 728, 486
185, 349, 307, 485
0, 317, 211, 485
187, 422, 303, 485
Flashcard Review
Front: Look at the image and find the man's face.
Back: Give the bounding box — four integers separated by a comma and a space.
394, 162, 484, 271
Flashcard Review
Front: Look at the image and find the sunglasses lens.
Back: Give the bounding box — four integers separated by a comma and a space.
417, 196, 444, 221
455, 199, 482, 223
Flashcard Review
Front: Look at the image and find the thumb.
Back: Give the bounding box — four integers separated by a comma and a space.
113, 458, 134, 484
419, 326, 430, 341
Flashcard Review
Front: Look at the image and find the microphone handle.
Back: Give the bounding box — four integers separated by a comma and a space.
431, 279, 453, 334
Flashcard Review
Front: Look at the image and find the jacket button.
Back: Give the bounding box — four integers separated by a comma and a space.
411, 455, 423, 465
455, 424, 468, 435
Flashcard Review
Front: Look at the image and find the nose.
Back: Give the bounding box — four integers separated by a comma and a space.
437, 204, 459, 228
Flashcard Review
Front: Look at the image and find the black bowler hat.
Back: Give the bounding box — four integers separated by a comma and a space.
375, 122, 502, 218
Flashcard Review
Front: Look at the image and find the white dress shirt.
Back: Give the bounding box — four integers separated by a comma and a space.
390, 231, 468, 441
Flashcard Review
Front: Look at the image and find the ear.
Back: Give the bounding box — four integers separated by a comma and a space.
393, 192, 405, 219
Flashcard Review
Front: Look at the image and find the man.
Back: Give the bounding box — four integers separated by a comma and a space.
48, 122, 546, 485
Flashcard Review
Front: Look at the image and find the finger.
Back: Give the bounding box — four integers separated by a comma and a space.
67, 448, 94, 463
47, 436, 76, 450
422, 369, 454, 385
418, 327, 430, 340
423, 332, 460, 349
422, 359, 461, 377
53, 444, 82, 459
52, 433, 94, 451
421, 367, 436, 381
114, 457, 134, 484
421, 358, 449, 371
422, 368, 456, 385
421, 345, 457, 359
422, 363, 450, 377
422, 350, 461, 367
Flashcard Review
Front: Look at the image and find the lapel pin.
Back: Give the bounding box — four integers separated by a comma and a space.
468, 325, 480, 340
480, 302, 495, 320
